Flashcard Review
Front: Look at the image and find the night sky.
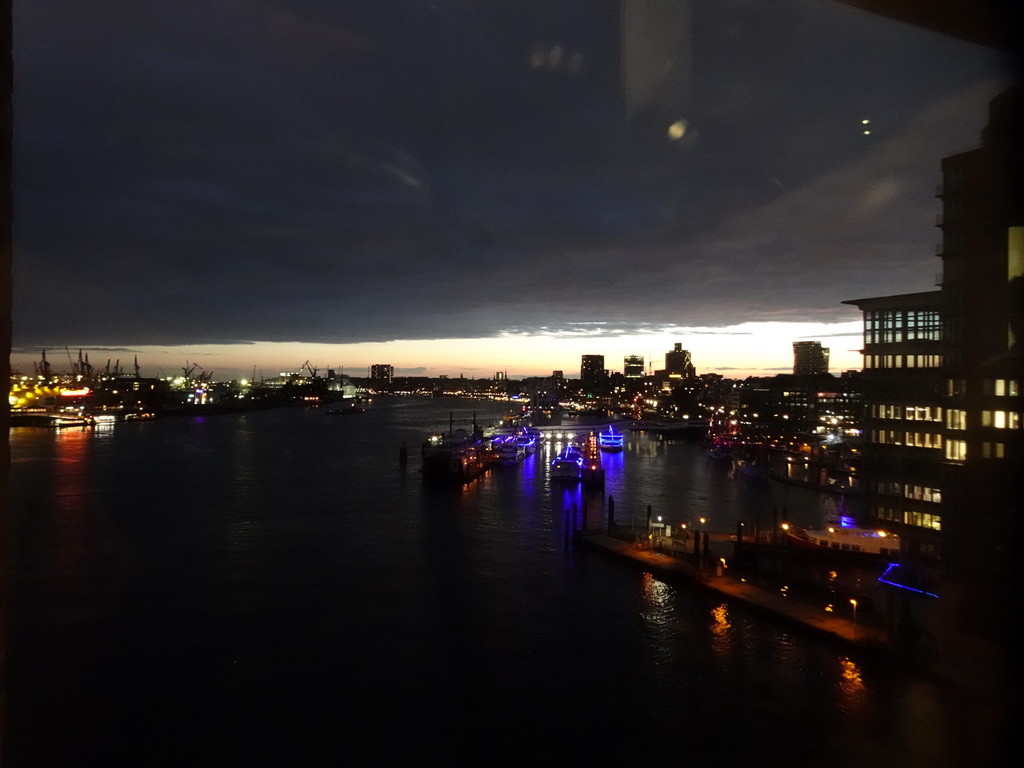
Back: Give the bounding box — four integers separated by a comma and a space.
10, 1, 1015, 375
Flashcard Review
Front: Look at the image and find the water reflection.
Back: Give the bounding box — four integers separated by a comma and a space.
639, 572, 678, 667
709, 602, 733, 659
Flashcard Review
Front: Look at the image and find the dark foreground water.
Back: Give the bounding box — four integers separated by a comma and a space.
5, 397, 1009, 766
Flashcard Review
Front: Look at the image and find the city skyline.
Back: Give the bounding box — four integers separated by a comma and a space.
9, 320, 862, 381
11, 2, 1013, 374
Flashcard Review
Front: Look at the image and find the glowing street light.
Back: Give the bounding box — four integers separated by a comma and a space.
850, 598, 859, 639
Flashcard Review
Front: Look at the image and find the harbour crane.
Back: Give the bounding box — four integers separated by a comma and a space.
302, 360, 318, 379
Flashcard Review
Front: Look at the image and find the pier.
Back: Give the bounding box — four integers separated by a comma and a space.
574, 527, 888, 650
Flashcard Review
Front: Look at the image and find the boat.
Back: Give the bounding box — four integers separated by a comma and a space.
734, 441, 770, 479
327, 405, 366, 415
123, 411, 156, 421
421, 428, 495, 484
707, 434, 739, 461
10, 408, 94, 428
786, 514, 900, 556
514, 429, 540, 456
492, 434, 526, 464
597, 425, 624, 452
734, 458, 770, 479
549, 444, 583, 480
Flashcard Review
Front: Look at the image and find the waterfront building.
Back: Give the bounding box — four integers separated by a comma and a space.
842, 291, 945, 626
736, 373, 860, 441
793, 341, 830, 375
840, 88, 1021, 679
934, 87, 1021, 671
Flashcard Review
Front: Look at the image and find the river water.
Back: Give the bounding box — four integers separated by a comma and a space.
5, 397, 1008, 766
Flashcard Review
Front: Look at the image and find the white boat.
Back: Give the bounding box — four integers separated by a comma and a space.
514, 430, 539, 456
787, 515, 900, 556
549, 445, 583, 480
492, 435, 526, 464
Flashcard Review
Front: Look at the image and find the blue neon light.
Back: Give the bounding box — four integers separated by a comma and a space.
877, 563, 938, 598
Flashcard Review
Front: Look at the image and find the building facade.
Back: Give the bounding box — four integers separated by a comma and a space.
792, 341, 829, 375
664, 343, 695, 379
842, 292, 945, 587
370, 364, 394, 383
623, 354, 644, 379
580, 355, 606, 395
934, 87, 1021, 670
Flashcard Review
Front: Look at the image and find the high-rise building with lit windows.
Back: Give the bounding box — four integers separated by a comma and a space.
623, 355, 644, 378
580, 355, 606, 395
792, 341, 829, 375
370, 364, 394, 383
664, 343, 694, 378
933, 87, 1020, 669
844, 87, 1020, 685
842, 291, 945, 574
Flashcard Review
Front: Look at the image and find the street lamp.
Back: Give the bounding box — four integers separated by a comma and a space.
849, 598, 858, 639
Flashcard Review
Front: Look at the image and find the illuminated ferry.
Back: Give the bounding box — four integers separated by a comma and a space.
787, 515, 900, 556
597, 425, 624, 452
514, 429, 540, 456
549, 445, 583, 480
492, 434, 526, 464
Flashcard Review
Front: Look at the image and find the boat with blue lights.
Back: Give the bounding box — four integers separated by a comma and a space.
515, 429, 540, 456
492, 434, 527, 464
786, 515, 899, 556
549, 444, 583, 480
597, 425, 624, 452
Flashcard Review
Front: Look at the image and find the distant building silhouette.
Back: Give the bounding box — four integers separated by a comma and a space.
580, 354, 606, 395
664, 343, 695, 379
792, 341, 829, 375
370, 364, 394, 383
623, 354, 644, 378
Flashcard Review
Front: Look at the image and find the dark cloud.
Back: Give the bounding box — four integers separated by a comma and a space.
12, 0, 1014, 348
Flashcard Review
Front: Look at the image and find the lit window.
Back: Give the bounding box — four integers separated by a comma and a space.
945, 440, 967, 461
